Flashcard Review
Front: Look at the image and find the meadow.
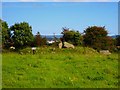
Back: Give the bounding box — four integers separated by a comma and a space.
2, 47, 119, 88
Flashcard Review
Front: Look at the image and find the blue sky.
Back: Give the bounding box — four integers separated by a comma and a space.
2, 2, 118, 35
2, 0, 120, 2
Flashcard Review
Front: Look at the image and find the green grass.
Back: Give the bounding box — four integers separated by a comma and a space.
2, 47, 119, 88
0, 34, 1, 89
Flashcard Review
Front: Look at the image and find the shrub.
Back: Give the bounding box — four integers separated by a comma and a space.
83, 26, 115, 51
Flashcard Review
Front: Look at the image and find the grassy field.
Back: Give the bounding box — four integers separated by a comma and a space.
2, 47, 119, 88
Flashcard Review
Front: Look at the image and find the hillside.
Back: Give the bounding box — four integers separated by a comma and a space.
110, 35, 120, 39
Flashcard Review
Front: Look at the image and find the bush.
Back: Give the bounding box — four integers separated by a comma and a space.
83, 26, 115, 51
61, 27, 83, 46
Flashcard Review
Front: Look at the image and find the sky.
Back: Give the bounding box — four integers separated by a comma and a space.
2, 2, 118, 36
2, 0, 120, 2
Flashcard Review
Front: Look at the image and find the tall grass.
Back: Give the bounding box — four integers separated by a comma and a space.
2, 47, 119, 88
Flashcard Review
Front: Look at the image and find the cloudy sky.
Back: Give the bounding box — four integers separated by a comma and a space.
2, 0, 119, 2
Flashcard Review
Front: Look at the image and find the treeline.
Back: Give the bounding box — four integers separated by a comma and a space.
1, 19, 120, 52
1, 19, 47, 50
61, 27, 119, 52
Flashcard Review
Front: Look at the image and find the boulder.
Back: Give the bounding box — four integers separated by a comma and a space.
59, 42, 75, 49
58, 42, 62, 49
10, 46, 15, 50
64, 42, 75, 49
100, 50, 111, 55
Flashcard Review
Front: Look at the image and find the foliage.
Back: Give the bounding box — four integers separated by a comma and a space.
61, 27, 82, 46
41, 37, 47, 46
33, 32, 47, 47
0, 19, 2, 47
2, 47, 119, 88
34, 32, 42, 46
83, 26, 115, 51
1, 19, 11, 48
9, 22, 34, 49
1, 19, 117, 52
116, 35, 120, 46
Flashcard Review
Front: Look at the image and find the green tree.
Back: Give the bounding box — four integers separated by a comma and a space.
83, 26, 114, 51
61, 27, 82, 45
35, 32, 42, 46
34, 32, 47, 47
1, 19, 11, 48
116, 35, 120, 46
0, 19, 2, 48
10, 22, 34, 49
41, 37, 47, 46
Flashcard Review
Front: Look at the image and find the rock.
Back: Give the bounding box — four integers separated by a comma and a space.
117, 46, 120, 49
58, 42, 75, 49
10, 46, 15, 50
64, 42, 75, 49
59, 42, 62, 49
100, 50, 111, 55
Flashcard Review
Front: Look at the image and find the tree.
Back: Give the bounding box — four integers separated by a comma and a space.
116, 35, 120, 46
61, 27, 82, 46
1, 19, 11, 48
0, 19, 2, 48
10, 22, 34, 49
83, 26, 114, 51
41, 37, 47, 46
35, 32, 42, 46
34, 32, 47, 47
115, 35, 120, 51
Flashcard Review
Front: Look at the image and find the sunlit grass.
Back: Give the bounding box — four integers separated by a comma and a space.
2, 47, 119, 88
0, 54, 2, 89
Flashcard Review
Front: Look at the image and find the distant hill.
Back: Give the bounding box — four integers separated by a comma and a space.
41, 35, 63, 40
41, 34, 120, 40
110, 35, 120, 39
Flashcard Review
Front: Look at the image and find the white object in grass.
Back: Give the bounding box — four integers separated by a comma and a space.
32, 47, 36, 50
10, 46, 15, 49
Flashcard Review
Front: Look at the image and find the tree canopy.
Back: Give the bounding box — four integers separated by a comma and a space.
10, 22, 34, 49
1, 19, 11, 48
34, 32, 47, 46
83, 26, 114, 51
1, 19, 118, 52
61, 27, 82, 46
116, 35, 120, 46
